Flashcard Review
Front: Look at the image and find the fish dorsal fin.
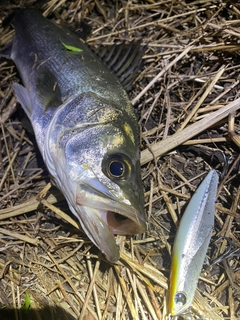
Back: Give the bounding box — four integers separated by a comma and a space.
95, 41, 146, 91
36, 68, 62, 110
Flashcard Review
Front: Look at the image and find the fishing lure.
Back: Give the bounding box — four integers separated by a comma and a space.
169, 170, 219, 316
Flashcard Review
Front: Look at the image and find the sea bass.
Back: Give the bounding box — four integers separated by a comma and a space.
1, 9, 146, 262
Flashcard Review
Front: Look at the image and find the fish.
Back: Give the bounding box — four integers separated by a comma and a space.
169, 169, 219, 316
0, 9, 146, 263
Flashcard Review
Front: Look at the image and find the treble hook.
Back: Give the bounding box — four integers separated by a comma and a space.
210, 236, 240, 291
210, 236, 234, 266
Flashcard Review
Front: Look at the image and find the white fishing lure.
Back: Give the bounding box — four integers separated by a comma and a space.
169, 170, 219, 316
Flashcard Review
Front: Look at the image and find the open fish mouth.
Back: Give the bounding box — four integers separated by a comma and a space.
104, 210, 141, 234
72, 181, 146, 263
72, 205, 146, 263
95, 208, 145, 235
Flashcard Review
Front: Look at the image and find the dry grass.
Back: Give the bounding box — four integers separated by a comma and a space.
0, 0, 240, 319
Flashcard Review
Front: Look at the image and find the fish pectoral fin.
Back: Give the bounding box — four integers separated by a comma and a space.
0, 42, 13, 59
36, 68, 62, 110
12, 83, 33, 119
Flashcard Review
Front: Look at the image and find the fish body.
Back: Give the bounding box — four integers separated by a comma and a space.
169, 170, 219, 316
2, 9, 146, 262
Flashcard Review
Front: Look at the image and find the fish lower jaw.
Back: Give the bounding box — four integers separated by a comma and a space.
71, 203, 145, 262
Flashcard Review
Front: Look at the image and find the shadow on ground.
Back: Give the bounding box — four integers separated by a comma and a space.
0, 306, 77, 320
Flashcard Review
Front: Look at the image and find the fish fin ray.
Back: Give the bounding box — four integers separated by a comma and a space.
95, 41, 146, 91
0, 42, 13, 59
36, 69, 62, 110
12, 83, 33, 119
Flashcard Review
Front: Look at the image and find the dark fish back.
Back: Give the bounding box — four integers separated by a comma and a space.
11, 9, 128, 107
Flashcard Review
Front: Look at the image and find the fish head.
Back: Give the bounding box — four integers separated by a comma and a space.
45, 92, 146, 262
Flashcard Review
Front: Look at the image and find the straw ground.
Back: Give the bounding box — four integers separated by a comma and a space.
0, 1, 239, 319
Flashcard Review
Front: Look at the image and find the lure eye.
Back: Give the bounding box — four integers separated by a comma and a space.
103, 153, 131, 180
174, 292, 187, 307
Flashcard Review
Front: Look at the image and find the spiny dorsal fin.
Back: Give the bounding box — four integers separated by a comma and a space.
95, 41, 146, 91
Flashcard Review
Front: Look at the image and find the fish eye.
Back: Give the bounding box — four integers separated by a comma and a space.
174, 292, 187, 307
103, 154, 131, 180
109, 160, 124, 177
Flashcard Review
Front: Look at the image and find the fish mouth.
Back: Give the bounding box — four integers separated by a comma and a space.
71, 180, 146, 263
95, 208, 145, 236
74, 206, 146, 263
104, 210, 143, 234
